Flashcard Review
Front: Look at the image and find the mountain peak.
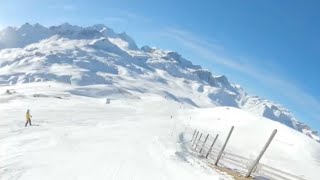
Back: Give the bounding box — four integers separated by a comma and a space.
141, 45, 154, 53
0, 23, 139, 50
20, 22, 33, 29
215, 75, 229, 85
57, 22, 75, 28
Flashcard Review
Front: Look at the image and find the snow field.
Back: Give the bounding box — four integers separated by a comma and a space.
183, 107, 320, 180
0, 83, 233, 180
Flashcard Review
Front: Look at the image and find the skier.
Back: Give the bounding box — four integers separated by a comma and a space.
25, 109, 32, 127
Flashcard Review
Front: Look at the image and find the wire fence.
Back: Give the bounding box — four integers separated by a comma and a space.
188, 127, 307, 180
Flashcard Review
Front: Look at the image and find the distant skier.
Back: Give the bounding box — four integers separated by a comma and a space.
25, 109, 32, 127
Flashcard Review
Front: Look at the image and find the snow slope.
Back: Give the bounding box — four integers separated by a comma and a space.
1, 82, 319, 180
0, 82, 233, 180
185, 106, 320, 180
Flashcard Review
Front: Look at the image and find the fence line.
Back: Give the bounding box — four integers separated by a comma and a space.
215, 126, 234, 165
191, 129, 197, 142
246, 129, 278, 177
200, 133, 209, 153
188, 127, 307, 180
206, 134, 219, 158
195, 133, 203, 150
192, 131, 199, 146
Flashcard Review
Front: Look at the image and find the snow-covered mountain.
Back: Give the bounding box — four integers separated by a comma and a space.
0, 23, 318, 142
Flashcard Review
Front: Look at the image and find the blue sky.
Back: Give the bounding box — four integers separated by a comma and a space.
1, 0, 319, 131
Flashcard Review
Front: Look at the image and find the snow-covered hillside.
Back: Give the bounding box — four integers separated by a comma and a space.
186, 106, 320, 180
0, 83, 234, 180
1, 83, 319, 180
0, 23, 318, 142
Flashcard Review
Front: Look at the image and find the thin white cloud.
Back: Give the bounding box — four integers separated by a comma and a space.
61, 4, 76, 11
103, 17, 127, 24
50, 3, 77, 12
103, 11, 151, 26
161, 27, 320, 123
161, 28, 249, 70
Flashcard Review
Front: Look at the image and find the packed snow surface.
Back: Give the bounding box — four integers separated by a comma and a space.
0, 83, 233, 180
186, 107, 320, 180
1, 82, 319, 180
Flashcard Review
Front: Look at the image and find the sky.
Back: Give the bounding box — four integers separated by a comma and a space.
0, 0, 319, 131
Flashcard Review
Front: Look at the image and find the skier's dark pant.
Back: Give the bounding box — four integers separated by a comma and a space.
25, 119, 32, 127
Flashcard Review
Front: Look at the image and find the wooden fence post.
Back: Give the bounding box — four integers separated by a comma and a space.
195, 133, 203, 150
200, 133, 210, 153
191, 129, 197, 142
206, 134, 219, 158
192, 131, 199, 146
246, 129, 277, 178
214, 126, 234, 165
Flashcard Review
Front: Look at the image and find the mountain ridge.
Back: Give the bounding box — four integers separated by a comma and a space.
0, 23, 318, 142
